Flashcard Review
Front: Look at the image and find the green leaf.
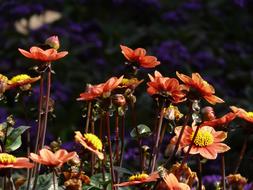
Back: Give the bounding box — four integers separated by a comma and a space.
130, 124, 151, 138
113, 166, 133, 175
5, 125, 30, 152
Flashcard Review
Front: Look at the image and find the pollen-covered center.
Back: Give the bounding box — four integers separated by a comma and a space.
84, 133, 102, 151
246, 112, 253, 118
10, 74, 31, 83
129, 173, 149, 181
0, 153, 17, 164
191, 129, 214, 147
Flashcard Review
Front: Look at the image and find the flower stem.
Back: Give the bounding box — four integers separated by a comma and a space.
234, 134, 249, 174
91, 120, 95, 175
85, 101, 92, 133
115, 110, 119, 182
105, 111, 115, 189
197, 155, 202, 190
150, 105, 165, 173
53, 170, 56, 190
221, 153, 226, 190
164, 104, 191, 168
119, 115, 125, 168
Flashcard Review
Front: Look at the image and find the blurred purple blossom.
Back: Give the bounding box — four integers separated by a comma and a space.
181, 1, 203, 11
154, 40, 190, 67
234, 0, 246, 7
202, 175, 221, 189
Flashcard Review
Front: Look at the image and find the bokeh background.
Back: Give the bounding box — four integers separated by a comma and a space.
0, 0, 253, 186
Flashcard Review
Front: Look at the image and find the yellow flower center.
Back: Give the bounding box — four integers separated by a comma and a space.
246, 112, 253, 118
129, 173, 149, 181
0, 153, 17, 164
191, 129, 214, 147
84, 133, 102, 151
10, 74, 31, 83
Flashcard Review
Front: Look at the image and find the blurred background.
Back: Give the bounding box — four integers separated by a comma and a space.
0, 0, 253, 185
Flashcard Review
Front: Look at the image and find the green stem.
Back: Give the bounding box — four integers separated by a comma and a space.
85, 101, 92, 133
221, 154, 226, 190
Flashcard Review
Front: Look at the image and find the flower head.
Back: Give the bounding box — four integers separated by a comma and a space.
226, 174, 247, 188
230, 106, 253, 124
120, 45, 160, 68
7, 74, 40, 91
171, 125, 230, 159
77, 76, 123, 101
176, 72, 224, 104
147, 71, 186, 103
114, 172, 159, 187
0, 153, 34, 169
45, 35, 60, 50
160, 172, 190, 190
74, 131, 104, 160
18, 46, 68, 62
29, 148, 77, 167
202, 112, 236, 128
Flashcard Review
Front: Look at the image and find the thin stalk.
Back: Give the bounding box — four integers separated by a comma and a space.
180, 124, 201, 169
39, 64, 52, 149
221, 154, 226, 190
131, 103, 143, 171
119, 115, 125, 168
53, 170, 56, 190
105, 111, 115, 189
115, 110, 119, 183
158, 123, 167, 151
85, 101, 92, 133
150, 105, 165, 173
91, 120, 95, 175
34, 73, 44, 154
234, 134, 249, 174
164, 104, 191, 168
9, 176, 16, 190
197, 155, 202, 190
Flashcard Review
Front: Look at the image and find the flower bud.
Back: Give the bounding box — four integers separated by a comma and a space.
45, 35, 60, 50
112, 94, 126, 107
202, 106, 216, 121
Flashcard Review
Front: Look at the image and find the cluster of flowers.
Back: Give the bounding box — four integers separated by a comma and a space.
0, 36, 252, 190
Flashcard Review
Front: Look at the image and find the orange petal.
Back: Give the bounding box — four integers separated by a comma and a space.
204, 95, 224, 105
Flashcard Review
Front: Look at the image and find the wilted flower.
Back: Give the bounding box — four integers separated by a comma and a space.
29, 148, 77, 167
74, 131, 104, 160
120, 45, 160, 68
64, 178, 82, 190
0, 153, 34, 169
171, 125, 230, 159
176, 72, 224, 105
147, 71, 186, 103
45, 35, 60, 50
18, 46, 68, 62
114, 172, 159, 187
164, 104, 183, 121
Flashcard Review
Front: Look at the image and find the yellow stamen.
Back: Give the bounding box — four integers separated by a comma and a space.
84, 133, 102, 151
0, 153, 17, 164
191, 129, 214, 147
10, 74, 31, 83
129, 173, 149, 181
246, 112, 253, 118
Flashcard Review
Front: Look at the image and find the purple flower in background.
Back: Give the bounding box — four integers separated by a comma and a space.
154, 40, 190, 67
181, 1, 202, 11
202, 175, 221, 189
234, 0, 246, 7
162, 10, 186, 23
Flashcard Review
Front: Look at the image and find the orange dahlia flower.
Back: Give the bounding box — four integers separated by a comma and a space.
120, 45, 160, 68
0, 153, 34, 169
171, 125, 230, 159
202, 112, 236, 128
114, 172, 159, 187
77, 76, 123, 101
176, 72, 224, 105
230, 106, 253, 124
147, 71, 186, 103
74, 131, 104, 160
162, 172, 190, 190
29, 148, 77, 167
18, 46, 68, 62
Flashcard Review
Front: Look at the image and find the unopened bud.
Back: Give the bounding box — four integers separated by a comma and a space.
7, 115, 15, 126
112, 94, 126, 107
202, 106, 216, 121
45, 35, 60, 50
